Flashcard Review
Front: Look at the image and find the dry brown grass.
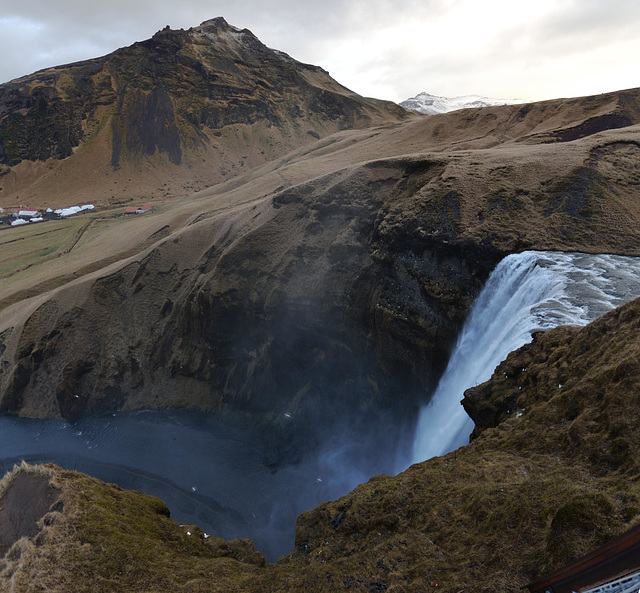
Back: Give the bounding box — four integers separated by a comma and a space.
0, 461, 55, 498
0, 465, 266, 593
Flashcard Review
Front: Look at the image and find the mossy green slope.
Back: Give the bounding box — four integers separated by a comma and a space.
288, 297, 640, 591
1, 464, 266, 593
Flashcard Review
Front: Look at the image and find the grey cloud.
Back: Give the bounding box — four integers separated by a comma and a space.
0, 0, 638, 102
0, 0, 446, 83
501, 0, 640, 60
542, 0, 640, 36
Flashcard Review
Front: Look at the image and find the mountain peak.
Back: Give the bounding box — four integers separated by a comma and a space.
401, 91, 527, 115
147, 18, 246, 44
0, 18, 406, 204
193, 17, 241, 34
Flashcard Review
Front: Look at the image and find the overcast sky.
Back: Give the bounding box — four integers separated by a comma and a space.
1, 0, 639, 103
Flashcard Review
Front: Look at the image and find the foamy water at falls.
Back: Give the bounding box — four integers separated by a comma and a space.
408, 250, 640, 466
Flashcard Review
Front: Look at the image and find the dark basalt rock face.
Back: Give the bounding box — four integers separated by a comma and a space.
0, 81, 89, 165
0, 470, 61, 557
111, 83, 183, 167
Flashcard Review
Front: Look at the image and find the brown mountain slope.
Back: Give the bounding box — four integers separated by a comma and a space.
2, 297, 640, 592
1, 88, 640, 464
0, 17, 406, 207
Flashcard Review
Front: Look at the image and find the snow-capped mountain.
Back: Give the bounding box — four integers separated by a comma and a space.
400, 92, 527, 115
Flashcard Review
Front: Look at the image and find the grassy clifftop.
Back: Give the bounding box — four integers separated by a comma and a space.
292, 297, 640, 591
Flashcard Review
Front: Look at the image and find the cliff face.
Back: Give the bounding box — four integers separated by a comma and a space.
0, 157, 499, 464
2, 85, 640, 464
0, 17, 405, 205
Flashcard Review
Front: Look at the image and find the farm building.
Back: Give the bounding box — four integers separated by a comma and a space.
124, 205, 152, 214
13, 209, 40, 219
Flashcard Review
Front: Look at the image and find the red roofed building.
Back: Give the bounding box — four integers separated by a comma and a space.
14, 209, 39, 219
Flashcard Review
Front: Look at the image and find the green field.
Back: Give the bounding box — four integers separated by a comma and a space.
0, 219, 85, 277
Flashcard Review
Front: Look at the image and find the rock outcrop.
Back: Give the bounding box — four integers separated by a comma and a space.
0, 464, 61, 558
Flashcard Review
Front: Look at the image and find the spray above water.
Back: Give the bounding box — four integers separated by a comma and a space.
408, 251, 640, 466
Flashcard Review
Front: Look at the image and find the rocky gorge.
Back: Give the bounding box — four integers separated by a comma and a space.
0, 18, 640, 592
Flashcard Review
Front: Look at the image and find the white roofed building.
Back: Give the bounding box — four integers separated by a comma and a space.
13, 209, 39, 219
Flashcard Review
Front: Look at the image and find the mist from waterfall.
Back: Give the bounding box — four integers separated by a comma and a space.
407, 251, 640, 467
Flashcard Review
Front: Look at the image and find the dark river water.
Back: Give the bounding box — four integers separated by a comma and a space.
0, 410, 394, 561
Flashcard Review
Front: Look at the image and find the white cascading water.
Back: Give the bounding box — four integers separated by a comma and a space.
408, 250, 640, 466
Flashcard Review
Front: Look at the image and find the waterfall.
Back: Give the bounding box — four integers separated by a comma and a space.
408, 250, 640, 466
